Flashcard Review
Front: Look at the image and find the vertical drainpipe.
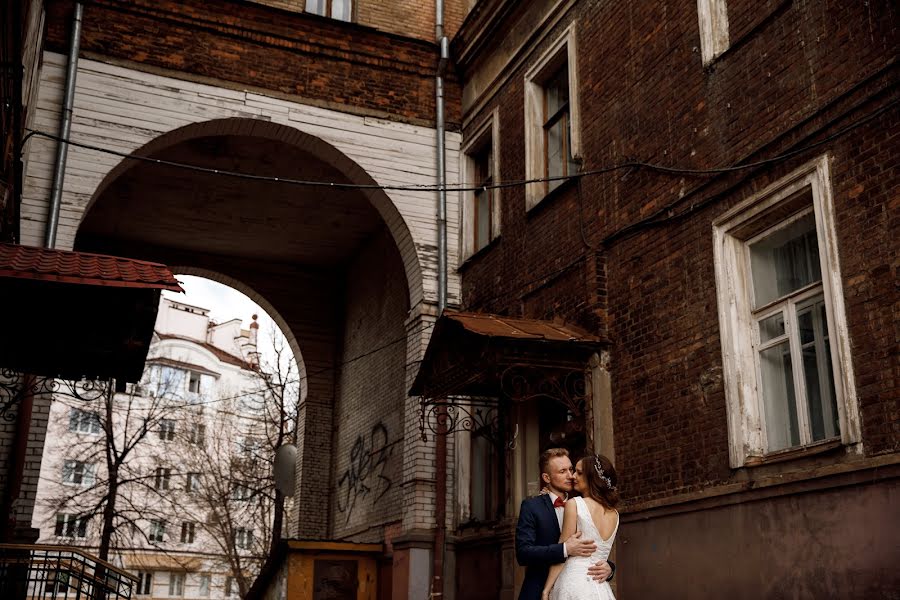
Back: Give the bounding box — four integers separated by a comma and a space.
44, 2, 83, 249
432, 0, 450, 598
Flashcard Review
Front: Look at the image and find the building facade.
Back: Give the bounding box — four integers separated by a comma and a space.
34, 297, 274, 600
447, 0, 898, 598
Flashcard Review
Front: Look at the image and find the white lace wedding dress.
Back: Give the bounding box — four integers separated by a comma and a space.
550, 496, 619, 600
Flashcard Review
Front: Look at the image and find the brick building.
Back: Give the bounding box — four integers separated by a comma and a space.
440, 0, 898, 598
6, 0, 898, 599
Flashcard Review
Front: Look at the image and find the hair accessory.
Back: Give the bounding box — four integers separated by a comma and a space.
593, 456, 616, 490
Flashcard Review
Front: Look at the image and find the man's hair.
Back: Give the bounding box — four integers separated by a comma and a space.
539, 447, 570, 475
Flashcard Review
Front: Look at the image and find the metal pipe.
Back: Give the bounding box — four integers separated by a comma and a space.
44, 2, 83, 249
432, 4, 449, 598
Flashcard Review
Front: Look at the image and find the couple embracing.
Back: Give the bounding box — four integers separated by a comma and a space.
516, 448, 620, 600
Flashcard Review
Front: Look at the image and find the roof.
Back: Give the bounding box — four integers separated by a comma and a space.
0, 243, 182, 291
409, 310, 607, 397
156, 332, 254, 370
446, 312, 604, 343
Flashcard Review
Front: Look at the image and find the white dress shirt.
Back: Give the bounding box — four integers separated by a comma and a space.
548, 492, 568, 558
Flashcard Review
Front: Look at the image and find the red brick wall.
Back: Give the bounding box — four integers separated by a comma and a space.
457, 0, 898, 504
44, 0, 462, 127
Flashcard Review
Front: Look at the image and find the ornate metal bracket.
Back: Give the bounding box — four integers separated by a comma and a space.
419, 396, 500, 443
500, 365, 589, 418
0, 370, 112, 422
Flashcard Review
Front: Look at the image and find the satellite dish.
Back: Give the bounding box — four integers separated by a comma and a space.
274, 444, 297, 497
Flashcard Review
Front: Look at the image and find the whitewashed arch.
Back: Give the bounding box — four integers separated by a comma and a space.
20, 53, 462, 308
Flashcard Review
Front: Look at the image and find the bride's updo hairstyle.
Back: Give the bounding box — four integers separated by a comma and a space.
582, 453, 619, 508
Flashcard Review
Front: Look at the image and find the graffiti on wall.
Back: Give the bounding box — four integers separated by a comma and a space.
336, 422, 395, 522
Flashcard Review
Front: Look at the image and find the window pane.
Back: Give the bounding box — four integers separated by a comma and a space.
475, 189, 491, 251
545, 67, 569, 117
306, 0, 326, 16
798, 297, 839, 441
749, 212, 822, 307
759, 341, 799, 451
332, 0, 351, 21
547, 119, 564, 183
470, 433, 488, 521
758, 312, 785, 343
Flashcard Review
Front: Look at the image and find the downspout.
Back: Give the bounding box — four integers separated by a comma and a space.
44, 1, 83, 249
432, 0, 449, 597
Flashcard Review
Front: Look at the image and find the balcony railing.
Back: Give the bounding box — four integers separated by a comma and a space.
0, 544, 137, 600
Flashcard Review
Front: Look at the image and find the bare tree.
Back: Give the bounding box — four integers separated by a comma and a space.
39, 368, 184, 562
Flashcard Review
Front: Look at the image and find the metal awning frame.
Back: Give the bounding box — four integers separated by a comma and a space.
0, 370, 113, 422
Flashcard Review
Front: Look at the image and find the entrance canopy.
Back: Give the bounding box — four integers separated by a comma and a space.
410, 311, 608, 441
0, 243, 182, 382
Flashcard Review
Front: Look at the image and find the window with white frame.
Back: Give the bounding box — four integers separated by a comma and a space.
136, 572, 153, 596
159, 419, 176, 441
305, 0, 351, 21
69, 408, 101, 434
234, 528, 253, 550
55, 513, 88, 538
189, 423, 206, 445
697, 0, 729, 65
62, 460, 95, 486
461, 110, 501, 260
168, 572, 184, 597
45, 571, 71, 594
713, 157, 859, 467
154, 467, 172, 490
197, 574, 211, 597
524, 23, 581, 209
186, 472, 201, 493
149, 519, 166, 542
180, 521, 196, 544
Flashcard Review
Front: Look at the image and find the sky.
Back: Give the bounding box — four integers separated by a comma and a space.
161, 275, 295, 371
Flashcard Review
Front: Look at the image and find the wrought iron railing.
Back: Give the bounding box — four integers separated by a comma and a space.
0, 544, 136, 600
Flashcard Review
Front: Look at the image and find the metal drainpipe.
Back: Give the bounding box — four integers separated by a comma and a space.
44, 1, 83, 249
432, 1, 449, 598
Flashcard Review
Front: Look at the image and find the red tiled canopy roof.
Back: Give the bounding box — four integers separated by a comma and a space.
0, 243, 182, 291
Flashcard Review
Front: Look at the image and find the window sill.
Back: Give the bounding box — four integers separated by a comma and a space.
743, 438, 843, 468
457, 234, 501, 272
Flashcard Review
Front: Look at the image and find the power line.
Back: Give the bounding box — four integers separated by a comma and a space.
21, 97, 896, 194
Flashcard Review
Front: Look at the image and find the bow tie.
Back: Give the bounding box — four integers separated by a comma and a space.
553, 497, 566, 508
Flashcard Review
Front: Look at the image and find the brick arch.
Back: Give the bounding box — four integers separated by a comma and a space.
167, 266, 308, 404
85, 117, 425, 308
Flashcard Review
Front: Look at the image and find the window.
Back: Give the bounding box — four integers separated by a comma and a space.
180, 521, 195, 544
198, 574, 211, 597
136, 572, 153, 596
188, 372, 201, 394
461, 110, 501, 261
55, 514, 88, 538
231, 482, 251, 501
186, 472, 201, 493
305, 0, 351, 21
469, 427, 499, 522
697, 0, 729, 65
713, 156, 859, 467
189, 423, 206, 445
149, 520, 166, 542
159, 419, 176, 441
62, 460, 95, 486
69, 408, 101, 434
234, 528, 253, 549
524, 23, 581, 209
225, 576, 237, 597
154, 467, 172, 490
168, 572, 184, 597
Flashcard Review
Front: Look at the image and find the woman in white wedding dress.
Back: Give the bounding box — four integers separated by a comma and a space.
542, 454, 620, 600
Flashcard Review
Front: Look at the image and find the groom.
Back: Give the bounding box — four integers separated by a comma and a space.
515, 448, 614, 600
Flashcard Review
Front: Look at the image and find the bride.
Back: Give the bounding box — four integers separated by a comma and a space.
542, 454, 620, 600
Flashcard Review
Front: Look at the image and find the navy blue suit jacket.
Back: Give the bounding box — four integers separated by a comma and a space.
515, 494, 565, 600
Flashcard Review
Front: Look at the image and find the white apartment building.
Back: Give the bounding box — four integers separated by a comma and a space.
33, 298, 277, 600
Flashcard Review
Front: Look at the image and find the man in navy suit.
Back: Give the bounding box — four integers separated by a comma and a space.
515, 448, 614, 600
